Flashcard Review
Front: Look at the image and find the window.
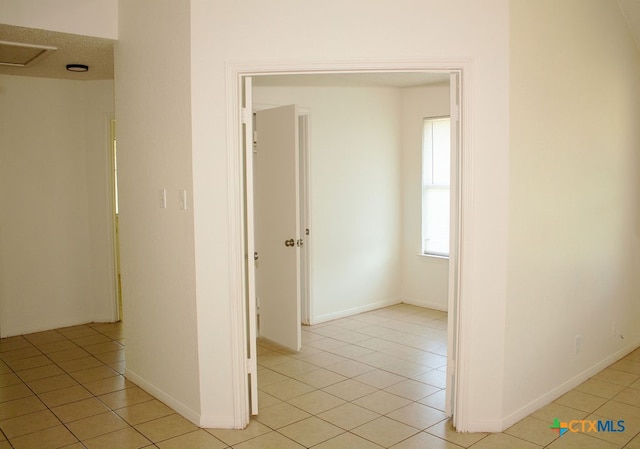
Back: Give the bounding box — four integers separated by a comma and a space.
422, 117, 450, 257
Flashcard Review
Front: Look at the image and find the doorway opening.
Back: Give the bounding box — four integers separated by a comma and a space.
109, 118, 123, 321
229, 61, 468, 431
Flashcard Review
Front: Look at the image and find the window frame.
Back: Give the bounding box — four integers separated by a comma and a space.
421, 115, 451, 258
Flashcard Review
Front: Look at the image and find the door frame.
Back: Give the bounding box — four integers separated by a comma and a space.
226, 59, 473, 430
107, 115, 122, 322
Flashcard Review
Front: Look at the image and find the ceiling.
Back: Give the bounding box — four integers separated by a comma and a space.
0, 22, 446, 87
0, 24, 113, 80
1, 2, 640, 84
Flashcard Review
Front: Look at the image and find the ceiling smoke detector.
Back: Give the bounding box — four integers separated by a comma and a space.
0, 40, 57, 67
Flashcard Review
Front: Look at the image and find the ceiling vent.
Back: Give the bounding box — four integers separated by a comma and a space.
0, 40, 57, 67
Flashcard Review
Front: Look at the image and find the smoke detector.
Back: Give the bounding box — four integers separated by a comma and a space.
0, 40, 57, 67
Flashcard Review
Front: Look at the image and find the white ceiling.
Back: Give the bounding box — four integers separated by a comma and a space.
0, 23, 446, 86
1, 2, 640, 83
0, 24, 113, 80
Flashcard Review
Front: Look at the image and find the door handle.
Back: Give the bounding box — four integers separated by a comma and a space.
285, 239, 295, 247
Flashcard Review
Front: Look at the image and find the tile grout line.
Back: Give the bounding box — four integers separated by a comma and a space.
0, 324, 142, 448
252, 314, 452, 448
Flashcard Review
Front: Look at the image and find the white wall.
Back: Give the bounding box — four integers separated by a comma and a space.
0, 0, 118, 39
84, 81, 118, 322
254, 85, 402, 322
5, 0, 511, 432
400, 84, 450, 310
0, 75, 115, 337
254, 82, 454, 318
504, 0, 640, 427
115, 0, 202, 426
189, 0, 510, 431
19, 0, 639, 434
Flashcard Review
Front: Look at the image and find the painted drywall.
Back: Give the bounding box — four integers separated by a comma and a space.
115, 0, 202, 425
84, 81, 118, 323
188, 0, 510, 431
4, 0, 510, 431
0, 0, 118, 39
254, 85, 402, 322
0, 75, 115, 336
400, 84, 450, 310
504, 0, 640, 427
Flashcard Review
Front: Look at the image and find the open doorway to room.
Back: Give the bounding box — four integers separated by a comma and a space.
233, 66, 465, 431
109, 118, 123, 321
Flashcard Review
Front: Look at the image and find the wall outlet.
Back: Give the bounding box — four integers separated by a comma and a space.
575, 334, 582, 354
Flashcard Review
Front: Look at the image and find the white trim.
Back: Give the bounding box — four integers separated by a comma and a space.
225, 65, 251, 429
226, 58, 473, 430
445, 72, 460, 419
299, 113, 312, 326
501, 337, 640, 431
123, 368, 221, 427
310, 299, 402, 325
105, 114, 120, 323
402, 298, 448, 313
417, 253, 450, 262
449, 64, 474, 433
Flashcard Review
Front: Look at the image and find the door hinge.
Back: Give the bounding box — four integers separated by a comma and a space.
242, 107, 251, 124
246, 356, 256, 375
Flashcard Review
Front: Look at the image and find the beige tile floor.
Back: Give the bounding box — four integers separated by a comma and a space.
0, 304, 639, 448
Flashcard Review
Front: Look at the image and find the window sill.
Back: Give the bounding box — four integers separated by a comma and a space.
417, 253, 449, 261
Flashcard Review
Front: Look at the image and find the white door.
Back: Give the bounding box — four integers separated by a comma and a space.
242, 77, 259, 415
446, 71, 461, 420
254, 104, 302, 352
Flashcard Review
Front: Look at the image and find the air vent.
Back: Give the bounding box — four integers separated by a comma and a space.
0, 40, 57, 67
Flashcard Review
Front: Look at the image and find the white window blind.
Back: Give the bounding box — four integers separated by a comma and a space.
422, 117, 450, 257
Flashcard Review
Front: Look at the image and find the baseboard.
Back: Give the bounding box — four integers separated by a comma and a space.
401, 297, 448, 312
124, 368, 202, 427
310, 298, 402, 324
501, 337, 640, 430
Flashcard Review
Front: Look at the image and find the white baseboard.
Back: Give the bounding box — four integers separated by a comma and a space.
310, 298, 401, 324
124, 369, 204, 427
501, 337, 640, 430
401, 297, 448, 312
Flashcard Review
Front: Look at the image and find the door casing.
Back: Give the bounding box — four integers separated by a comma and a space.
226, 59, 473, 430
